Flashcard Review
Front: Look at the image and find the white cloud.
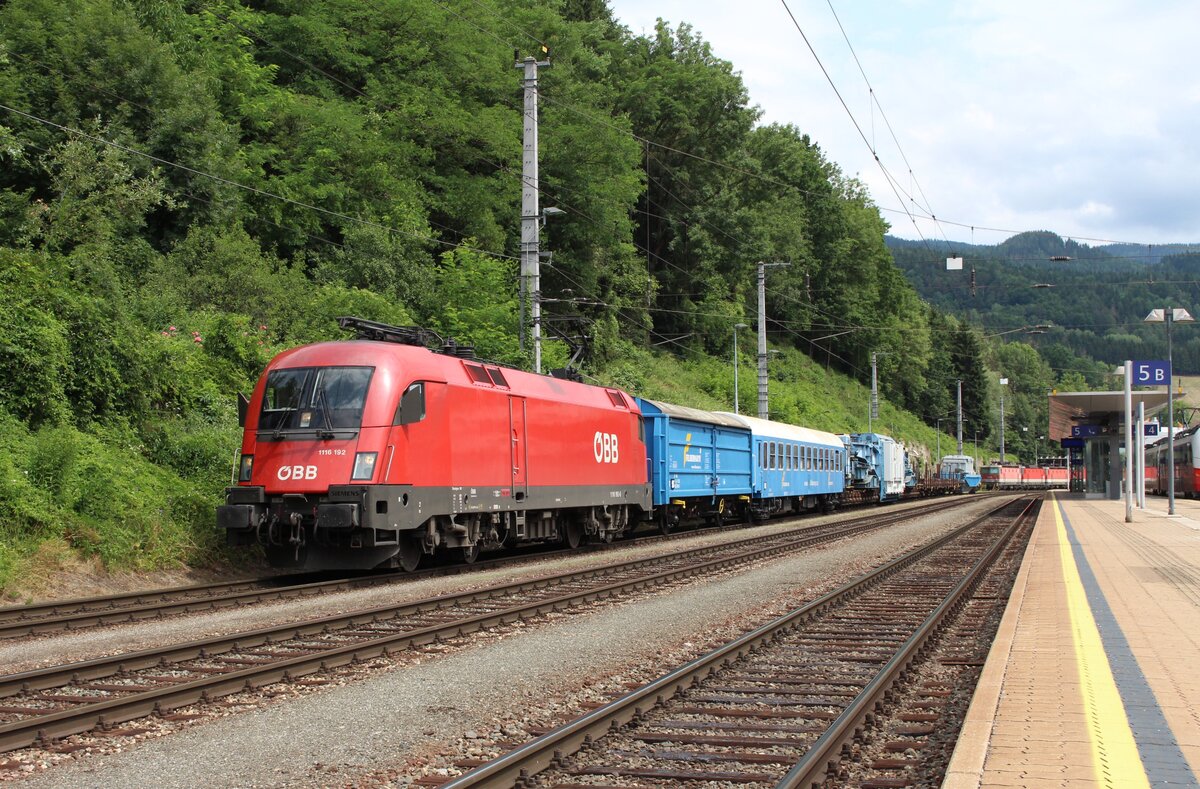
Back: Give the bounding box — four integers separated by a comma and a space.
607, 0, 1200, 245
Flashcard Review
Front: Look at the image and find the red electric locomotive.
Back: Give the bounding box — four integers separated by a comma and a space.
219, 318, 652, 571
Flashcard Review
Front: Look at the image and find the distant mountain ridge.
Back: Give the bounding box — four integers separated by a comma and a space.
887, 232, 1199, 268
885, 231, 1200, 374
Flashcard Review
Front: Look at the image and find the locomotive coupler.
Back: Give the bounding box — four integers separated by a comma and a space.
288, 512, 304, 546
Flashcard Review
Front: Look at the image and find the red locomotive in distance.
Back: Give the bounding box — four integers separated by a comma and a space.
219, 318, 651, 571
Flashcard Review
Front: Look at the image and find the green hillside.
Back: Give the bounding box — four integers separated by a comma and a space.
0, 0, 1074, 596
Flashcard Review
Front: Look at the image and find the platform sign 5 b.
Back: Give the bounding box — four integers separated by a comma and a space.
1132, 360, 1170, 385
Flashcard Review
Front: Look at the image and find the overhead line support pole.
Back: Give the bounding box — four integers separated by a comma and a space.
757, 261, 788, 420
516, 53, 551, 373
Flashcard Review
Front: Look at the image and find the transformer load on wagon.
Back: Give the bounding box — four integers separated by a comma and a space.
938, 454, 982, 492
840, 432, 906, 502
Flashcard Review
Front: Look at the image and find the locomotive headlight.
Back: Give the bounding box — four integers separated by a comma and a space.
238, 454, 254, 482
351, 452, 378, 481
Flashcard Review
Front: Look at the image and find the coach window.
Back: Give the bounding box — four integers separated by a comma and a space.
394, 382, 426, 425
759, 443, 766, 469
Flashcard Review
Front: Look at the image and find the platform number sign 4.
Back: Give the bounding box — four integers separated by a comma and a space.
1132, 360, 1170, 385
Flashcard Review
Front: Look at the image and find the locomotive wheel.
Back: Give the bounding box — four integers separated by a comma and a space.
397, 533, 422, 572
457, 543, 480, 564
562, 519, 584, 550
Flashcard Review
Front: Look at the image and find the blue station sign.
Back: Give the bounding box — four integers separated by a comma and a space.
1132, 360, 1170, 385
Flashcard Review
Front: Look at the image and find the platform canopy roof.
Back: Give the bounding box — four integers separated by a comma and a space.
1048, 390, 1180, 440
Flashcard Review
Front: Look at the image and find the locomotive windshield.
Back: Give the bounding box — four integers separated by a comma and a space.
258, 366, 374, 435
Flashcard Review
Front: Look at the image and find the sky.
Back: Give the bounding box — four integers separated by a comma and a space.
605, 0, 1200, 248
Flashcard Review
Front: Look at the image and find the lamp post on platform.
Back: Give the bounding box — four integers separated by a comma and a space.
1144, 307, 1194, 514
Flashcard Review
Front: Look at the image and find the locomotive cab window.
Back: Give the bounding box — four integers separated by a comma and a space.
394, 382, 426, 425
258, 366, 373, 435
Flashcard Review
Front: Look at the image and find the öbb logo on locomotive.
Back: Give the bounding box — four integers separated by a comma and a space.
277, 465, 319, 481
593, 431, 619, 463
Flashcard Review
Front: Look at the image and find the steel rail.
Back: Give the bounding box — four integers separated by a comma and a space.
776, 497, 1037, 788
0, 497, 979, 753
438, 496, 1030, 788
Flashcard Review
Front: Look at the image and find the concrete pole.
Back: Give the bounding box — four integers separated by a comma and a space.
956, 379, 963, 454
1137, 399, 1146, 509
732, 325, 741, 414
516, 54, 550, 373
757, 263, 768, 420
756, 261, 788, 419
1124, 360, 1133, 522
999, 386, 1006, 461
869, 352, 877, 433
1167, 308, 1177, 514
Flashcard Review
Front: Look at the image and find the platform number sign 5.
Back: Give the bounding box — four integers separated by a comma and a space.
1132, 360, 1170, 385
593, 431, 619, 463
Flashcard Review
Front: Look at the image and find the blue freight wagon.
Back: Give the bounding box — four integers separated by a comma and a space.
636, 398, 754, 530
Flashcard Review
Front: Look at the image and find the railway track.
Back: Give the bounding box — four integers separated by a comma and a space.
439, 496, 1036, 788
0, 523, 751, 639
0, 497, 976, 754
0, 498, 973, 640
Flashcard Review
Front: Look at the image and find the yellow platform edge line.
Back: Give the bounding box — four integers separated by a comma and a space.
1052, 493, 1150, 788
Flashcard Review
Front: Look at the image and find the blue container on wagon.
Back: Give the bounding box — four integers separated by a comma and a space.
635, 398, 753, 506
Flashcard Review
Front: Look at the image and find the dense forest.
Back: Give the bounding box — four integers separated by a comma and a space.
0, 0, 1098, 591
890, 232, 1200, 372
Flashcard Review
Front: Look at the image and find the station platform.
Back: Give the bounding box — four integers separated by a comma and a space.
945, 493, 1200, 788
